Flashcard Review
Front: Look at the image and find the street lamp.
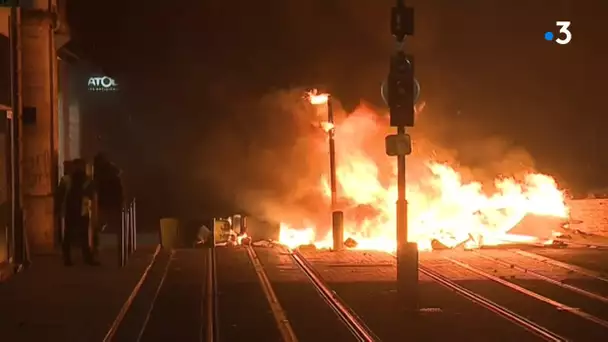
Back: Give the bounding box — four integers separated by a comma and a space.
307, 89, 344, 251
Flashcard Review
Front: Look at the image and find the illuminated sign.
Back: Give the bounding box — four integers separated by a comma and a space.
88, 76, 118, 92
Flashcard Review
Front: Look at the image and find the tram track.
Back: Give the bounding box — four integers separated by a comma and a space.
472, 249, 608, 303
512, 249, 608, 283
385, 251, 567, 341
103, 247, 210, 342
244, 245, 379, 342
288, 247, 553, 341
424, 248, 608, 340
418, 262, 566, 341
101, 243, 608, 342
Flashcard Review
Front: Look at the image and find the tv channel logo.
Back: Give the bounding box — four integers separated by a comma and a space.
544, 21, 572, 45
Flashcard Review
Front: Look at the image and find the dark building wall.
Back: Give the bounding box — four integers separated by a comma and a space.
69, 67, 162, 230
68, 66, 182, 232
58, 58, 83, 173
69, 67, 123, 160
0, 34, 9, 106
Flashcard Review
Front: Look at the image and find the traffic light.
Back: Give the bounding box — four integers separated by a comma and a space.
388, 51, 415, 127
391, 4, 414, 42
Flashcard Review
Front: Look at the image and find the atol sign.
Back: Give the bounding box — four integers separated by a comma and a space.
87, 76, 118, 92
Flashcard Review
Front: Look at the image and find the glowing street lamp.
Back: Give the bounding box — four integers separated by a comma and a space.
306, 89, 343, 251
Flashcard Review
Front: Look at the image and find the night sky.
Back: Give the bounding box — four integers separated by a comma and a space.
66, 0, 608, 219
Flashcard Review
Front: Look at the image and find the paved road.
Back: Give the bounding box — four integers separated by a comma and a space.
113, 249, 209, 341
215, 247, 282, 342
300, 249, 543, 342
423, 250, 608, 341
0, 246, 160, 341
528, 246, 608, 274
5, 242, 608, 342
252, 247, 357, 341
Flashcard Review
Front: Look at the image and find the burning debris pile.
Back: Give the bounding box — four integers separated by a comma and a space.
258, 90, 573, 253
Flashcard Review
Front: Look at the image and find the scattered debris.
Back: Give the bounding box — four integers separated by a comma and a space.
196, 225, 212, 245
240, 236, 252, 245
299, 244, 317, 250
431, 239, 450, 250
252, 240, 275, 248
567, 219, 584, 225
344, 237, 358, 248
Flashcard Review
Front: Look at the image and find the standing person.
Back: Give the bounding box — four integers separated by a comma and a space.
55, 158, 97, 266
93, 153, 124, 254
54, 159, 73, 249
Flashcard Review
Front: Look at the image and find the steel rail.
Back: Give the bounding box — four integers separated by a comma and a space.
513, 249, 608, 284
419, 263, 567, 342
290, 248, 379, 342
204, 246, 220, 342
444, 256, 608, 329
103, 244, 162, 342
135, 250, 175, 341
473, 250, 608, 303
388, 252, 566, 341
246, 245, 299, 342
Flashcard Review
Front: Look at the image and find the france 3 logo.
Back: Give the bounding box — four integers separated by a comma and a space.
544, 21, 572, 45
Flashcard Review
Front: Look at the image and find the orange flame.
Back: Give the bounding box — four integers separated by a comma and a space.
306, 89, 329, 105
319, 121, 334, 132
278, 102, 569, 252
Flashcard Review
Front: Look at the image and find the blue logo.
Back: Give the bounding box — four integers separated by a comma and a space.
544, 31, 554, 41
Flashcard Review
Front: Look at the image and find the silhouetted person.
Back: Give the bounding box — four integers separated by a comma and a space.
54, 159, 74, 248
63, 159, 73, 176
93, 153, 124, 251
55, 158, 97, 266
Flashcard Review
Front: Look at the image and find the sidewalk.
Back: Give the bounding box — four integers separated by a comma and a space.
0, 233, 160, 341
0, 261, 13, 282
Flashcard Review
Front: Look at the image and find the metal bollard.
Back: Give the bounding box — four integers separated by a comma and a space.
120, 209, 126, 267
129, 201, 135, 254
124, 206, 130, 264
126, 210, 131, 258
127, 203, 132, 255
124, 208, 128, 266
132, 199, 137, 252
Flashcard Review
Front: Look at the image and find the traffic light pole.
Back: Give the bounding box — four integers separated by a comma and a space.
388, 0, 418, 312
396, 124, 418, 311
327, 96, 344, 251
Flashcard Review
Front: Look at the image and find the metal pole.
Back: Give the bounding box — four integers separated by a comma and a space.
396, 125, 417, 310
391, 0, 418, 311
396, 126, 407, 242
327, 96, 344, 251
133, 198, 137, 251
9, 5, 26, 266
328, 96, 337, 209
129, 202, 133, 254
130, 201, 135, 253
4, 110, 12, 261
126, 210, 131, 257
119, 209, 125, 267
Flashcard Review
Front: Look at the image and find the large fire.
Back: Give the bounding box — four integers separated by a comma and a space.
276, 91, 569, 252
